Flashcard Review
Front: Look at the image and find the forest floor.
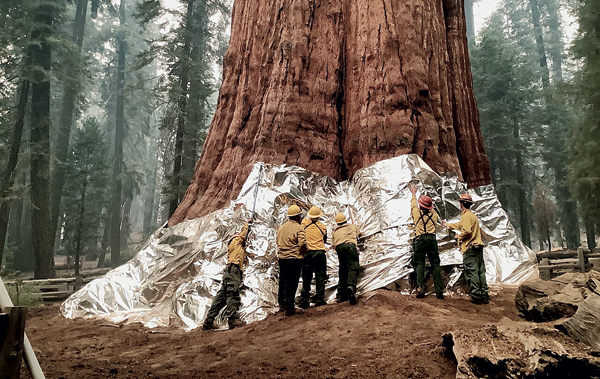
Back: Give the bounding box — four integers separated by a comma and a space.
22, 285, 522, 379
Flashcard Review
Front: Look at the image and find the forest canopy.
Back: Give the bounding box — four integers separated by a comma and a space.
0, 0, 598, 278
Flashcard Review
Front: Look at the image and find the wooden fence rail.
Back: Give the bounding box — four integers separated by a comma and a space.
537, 247, 600, 280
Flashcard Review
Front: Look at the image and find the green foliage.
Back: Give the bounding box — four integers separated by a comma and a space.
4, 281, 42, 308
569, 0, 600, 222
471, 15, 541, 229
472, 0, 588, 248
135, 0, 231, 211
60, 117, 110, 259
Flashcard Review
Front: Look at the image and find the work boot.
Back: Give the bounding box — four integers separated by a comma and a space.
284, 307, 305, 316
416, 287, 426, 299
299, 298, 311, 309
470, 298, 482, 305
313, 299, 327, 307
436, 293, 445, 300
278, 305, 285, 312
202, 319, 217, 331
228, 319, 247, 329
347, 286, 357, 305
336, 297, 347, 303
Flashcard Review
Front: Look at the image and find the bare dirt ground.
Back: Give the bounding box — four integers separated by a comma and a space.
21, 285, 521, 379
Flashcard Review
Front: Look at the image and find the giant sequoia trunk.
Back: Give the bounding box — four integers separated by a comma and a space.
169, 0, 490, 226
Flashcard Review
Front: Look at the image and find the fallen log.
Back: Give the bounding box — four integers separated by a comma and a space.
515, 272, 598, 322
556, 288, 600, 351
442, 318, 600, 379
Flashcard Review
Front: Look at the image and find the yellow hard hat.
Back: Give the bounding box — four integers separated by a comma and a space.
335, 213, 347, 224
307, 206, 323, 219
288, 205, 302, 217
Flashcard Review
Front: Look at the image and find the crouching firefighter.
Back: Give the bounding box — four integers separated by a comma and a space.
300, 206, 328, 308
332, 213, 360, 305
409, 183, 445, 299
203, 221, 251, 330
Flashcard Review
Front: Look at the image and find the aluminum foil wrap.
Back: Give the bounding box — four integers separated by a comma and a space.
61, 154, 538, 330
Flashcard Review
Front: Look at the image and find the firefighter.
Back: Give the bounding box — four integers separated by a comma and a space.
442, 193, 489, 304
276, 205, 308, 316
409, 184, 444, 299
202, 221, 251, 330
299, 206, 328, 308
332, 213, 360, 305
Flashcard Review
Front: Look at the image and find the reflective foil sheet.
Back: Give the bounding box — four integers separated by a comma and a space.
61, 155, 538, 330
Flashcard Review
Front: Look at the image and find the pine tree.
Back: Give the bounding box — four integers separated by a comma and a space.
136, 0, 231, 218
569, 0, 600, 228
110, 0, 127, 267
62, 118, 110, 274
30, 0, 67, 278
51, 0, 91, 241
471, 14, 541, 247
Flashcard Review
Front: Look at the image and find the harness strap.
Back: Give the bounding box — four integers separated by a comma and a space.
305, 219, 327, 243
416, 211, 435, 233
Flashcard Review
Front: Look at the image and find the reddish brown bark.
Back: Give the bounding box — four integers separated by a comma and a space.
168, 0, 490, 226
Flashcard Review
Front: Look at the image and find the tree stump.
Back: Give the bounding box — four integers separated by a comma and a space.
168, 0, 491, 226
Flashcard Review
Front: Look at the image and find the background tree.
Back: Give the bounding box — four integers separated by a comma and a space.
569, 0, 600, 249
471, 15, 540, 247
532, 183, 557, 251
61, 118, 110, 274
0, 2, 35, 271
30, 0, 67, 278
136, 0, 230, 218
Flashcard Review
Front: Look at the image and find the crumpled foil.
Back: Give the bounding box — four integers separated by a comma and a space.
61, 155, 538, 330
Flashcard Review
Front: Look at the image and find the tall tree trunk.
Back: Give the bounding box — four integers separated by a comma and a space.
586, 219, 596, 250
545, 0, 580, 248
544, 0, 563, 82
142, 150, 159, 235
513, 117, 531, 247
14, 195, 34, 272
7, 198, 22, 254
74, 173, 88, 276
530, 0, 580, 248
120, 190, 133, 251
169, 0, 195, 217
0, 80, 30, 269
51, 0, 89, 238
11, 156, 33, 272
530, 0, 550, 88
30, 4, 56, 279
98, 213, 109, 268
546, 225, 551, 252
110, 0, 126, 267
181, 0, 208, 183
464, 0, 475, 45
168, 0, 491, 226
555, 166, 580, 248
